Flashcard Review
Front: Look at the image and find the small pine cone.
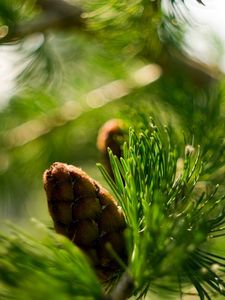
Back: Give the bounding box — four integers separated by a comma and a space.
43, 162, 126, 276
97, 119, 125, 179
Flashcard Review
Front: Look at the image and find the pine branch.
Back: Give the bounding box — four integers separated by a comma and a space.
0, 118, 225, 299
0, 222, 104, 300
99, 119, 225, 299
0, 0, 218, 90
1, 0, 84, 43
1, 64, 162, 150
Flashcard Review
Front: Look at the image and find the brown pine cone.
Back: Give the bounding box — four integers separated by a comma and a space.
97, 119, 125, 179
43, 162, 126, 277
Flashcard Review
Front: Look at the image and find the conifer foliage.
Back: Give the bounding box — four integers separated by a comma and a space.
1, 120, 225, 299
0, 0, 225, 300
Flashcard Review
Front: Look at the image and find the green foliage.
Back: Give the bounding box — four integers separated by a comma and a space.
99, 120, 225, 299
0, 120, 224, 299
0, 0, 224, 299
0, 0, 37, 27
0, 221, 102, 300
84, 0, 162, 60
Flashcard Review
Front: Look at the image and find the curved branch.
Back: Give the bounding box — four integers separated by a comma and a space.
2, 64, 161, 150
1, 0, 85, 43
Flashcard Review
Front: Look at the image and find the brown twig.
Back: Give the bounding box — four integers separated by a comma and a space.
104, 272, 134, 300
1, 0, 84, 43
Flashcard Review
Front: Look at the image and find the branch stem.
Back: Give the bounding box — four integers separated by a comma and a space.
105, 272, 134, 300
1, 0, 84, 42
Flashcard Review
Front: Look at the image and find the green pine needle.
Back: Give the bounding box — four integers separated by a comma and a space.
0, 221, 102, 300
98, 118, 225, 299
0, 118, 224, 300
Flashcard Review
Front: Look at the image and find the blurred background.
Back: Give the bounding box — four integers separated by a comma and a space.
0, 0, 224, 238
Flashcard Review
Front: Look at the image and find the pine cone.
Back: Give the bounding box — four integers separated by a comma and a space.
43, 162, 126, 277
97, 119, 125, 179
